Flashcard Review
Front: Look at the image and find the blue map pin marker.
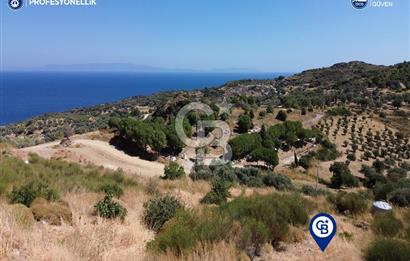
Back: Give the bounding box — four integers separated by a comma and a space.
309, 213, 337, 252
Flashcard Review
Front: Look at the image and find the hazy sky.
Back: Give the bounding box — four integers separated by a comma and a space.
1, 0, 409, 72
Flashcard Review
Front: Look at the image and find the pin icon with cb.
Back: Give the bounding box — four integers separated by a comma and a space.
309, 213, 337, 252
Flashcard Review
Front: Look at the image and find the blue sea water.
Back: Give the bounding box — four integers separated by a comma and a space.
0, 71, 286, 126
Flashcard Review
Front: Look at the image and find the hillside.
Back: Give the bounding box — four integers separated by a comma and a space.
1, 61, 410, 260
1, 61, 409, 147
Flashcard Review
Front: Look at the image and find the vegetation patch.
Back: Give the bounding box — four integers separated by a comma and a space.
94, 194, 127, 221
148, 192, 310, 258
143, 195, 183, 232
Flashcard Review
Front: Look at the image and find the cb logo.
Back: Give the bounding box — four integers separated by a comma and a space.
175, 102, 232, 165
351, 0, 368, 9
9, 0, 22, 10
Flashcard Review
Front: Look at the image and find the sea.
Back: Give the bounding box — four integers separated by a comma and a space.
0, 71, 288, 126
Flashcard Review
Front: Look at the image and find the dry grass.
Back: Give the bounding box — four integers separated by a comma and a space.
156, 177, 210, 207
145, 241, 248, 261
262, 211, 373, 261
0, 189, 154, 261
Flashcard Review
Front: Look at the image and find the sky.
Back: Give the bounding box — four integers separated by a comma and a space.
1, 0, 409, 72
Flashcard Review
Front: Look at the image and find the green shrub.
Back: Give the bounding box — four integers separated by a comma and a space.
347, 153, 356, 161
8, 181, 59, 207
222, 193, 308, 246
299, 154, 313, 170
361, 165, 386, 189
213, 164, 238, 183
143, 195, 183, 232
263, 173, 294, 190
387, 167, 408, 182
364, 238, 410, 261
201, 179, 231, 205
94, 194, 127, 221
276, 110, 287, 121
162, 162, 185, 180
387, 188, 410, 207
237, 115, 253, 133
238, 218, 269, 259
329, 162, 359, 188
147, 210, 197, 256
371, 213, 403, 237
235, 167, 264, 187
316, 141, 339, 161
195, 209, 233, 243
98, 183, 124, 198
189, 164, 214, 181
147, 192, 310, 256
328, 192, 368, 215
373, 179, 410, 202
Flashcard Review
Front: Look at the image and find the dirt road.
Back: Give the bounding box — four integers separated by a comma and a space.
20, 137, 164, 177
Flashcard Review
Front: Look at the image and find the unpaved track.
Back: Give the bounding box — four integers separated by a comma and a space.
20, 138, 164, 177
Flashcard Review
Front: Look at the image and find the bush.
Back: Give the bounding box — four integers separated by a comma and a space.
373, 179, 410, 201
235, 167, 264, 187
162, 162, 185, 180
263, 173, 294, 190
387, 167, 408, 182
299, 154, 313, 170
347, 153, 356, 161
329, 162, 359, 188
361, 165, 386, 189
237, 115, 253, 133
8, 181, 59, 207
328, 192, 368, 215
94, 194, 127, 221
148, 192, 310, 256
387, 188, 410, 207
201, 179, 231, 205
98, 183, 124, 198
371, 213, 403, 237
189, 164, 214, 181
238, 218, 269, 259
143, 195, 183, 232
275, 110, 287, 121
208, 164, 235, 182
316, 140, 339, 161
147, 210, 198, 256
222, 193, 308, 246
364, 238, 410, 261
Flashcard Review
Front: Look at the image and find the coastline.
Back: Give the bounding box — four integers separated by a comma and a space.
1, 71, 286, 126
